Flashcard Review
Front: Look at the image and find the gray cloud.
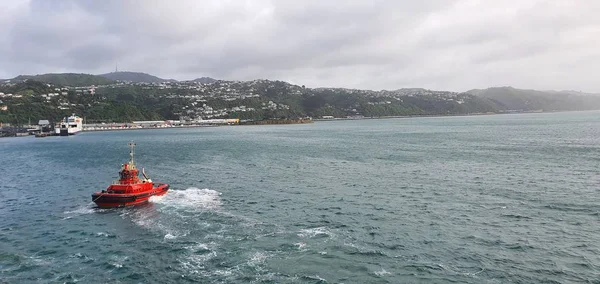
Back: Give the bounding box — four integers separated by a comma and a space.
1, 0, 599, 92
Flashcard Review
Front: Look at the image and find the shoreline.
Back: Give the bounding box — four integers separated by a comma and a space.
312, 111, 548, 121
2, 109, 597, 138
81, 124, 221, 132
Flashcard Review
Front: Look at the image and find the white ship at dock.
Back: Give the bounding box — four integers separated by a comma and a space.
55, 114, 83, 136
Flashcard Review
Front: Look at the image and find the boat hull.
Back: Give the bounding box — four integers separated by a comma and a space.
91, 183, 169, 208
58, 129, 79, 136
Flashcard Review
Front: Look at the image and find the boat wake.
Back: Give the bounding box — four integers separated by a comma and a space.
64, 205, 96, 215
149, 187, 222, 210
298, 226, 335, 239
63, 203, 107, 218
119, 187, 222, 238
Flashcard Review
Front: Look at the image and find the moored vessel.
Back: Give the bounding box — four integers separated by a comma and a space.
55, 113, 83, 136
91, 142, 169, 208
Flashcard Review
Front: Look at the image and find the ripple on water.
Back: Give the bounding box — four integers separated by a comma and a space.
301, 275, 328, 283
4, 113, 600, 283
63, 204, 101, 216
298, 227, 335, 239
374, 268, 391, 277
106, 255, 128, 269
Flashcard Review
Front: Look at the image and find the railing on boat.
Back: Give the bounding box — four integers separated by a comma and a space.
111, 180, 158, 185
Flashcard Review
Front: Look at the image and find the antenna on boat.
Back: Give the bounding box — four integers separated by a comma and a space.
128, 141, 136, 166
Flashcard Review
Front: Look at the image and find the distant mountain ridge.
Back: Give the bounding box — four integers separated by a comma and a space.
467, 86, 600, 112
6, 71, 600, 114
546, 90, 600, 96
9, 71, 218, 85
4, 77, 600, 126
99, 71, 170, 83
98, 71, 217, 84
189, 77, 217, 84
11, 73, 115, 87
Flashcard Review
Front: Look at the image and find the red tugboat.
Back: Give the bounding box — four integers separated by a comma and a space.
92, 142, 169, 208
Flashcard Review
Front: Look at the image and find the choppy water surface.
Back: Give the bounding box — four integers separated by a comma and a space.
2, 111, 600, 283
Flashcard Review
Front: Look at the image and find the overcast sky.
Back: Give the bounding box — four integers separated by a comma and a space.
1, 0, 599, 92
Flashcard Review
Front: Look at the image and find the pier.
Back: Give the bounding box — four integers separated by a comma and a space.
82, 119, 239, 132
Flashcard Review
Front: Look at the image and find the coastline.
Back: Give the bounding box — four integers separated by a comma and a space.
312, 110, 555, 122
238, 118, 313, 126
70, 110, 592, 132
82, 124, 221, 132
1, 109, 596, 138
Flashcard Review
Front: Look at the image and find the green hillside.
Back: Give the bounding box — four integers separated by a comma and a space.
12, 73, 115, 87
99, 71, 167, 83
468, 87, 600, 111
3, 79, 600, 126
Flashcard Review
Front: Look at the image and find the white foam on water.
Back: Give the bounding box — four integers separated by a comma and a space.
298, 227, 334, 239
212, 269, 234, 276
63, 204, 96, 215
197, 266, 241, 279
69, 252, 95, 263
203, 233, 226, 241
178, 246, 275, 280
26, 255, 52, 266
374, 268, 391, 276
164, 233, 177, 240
438, 263, 486, 278
190, 251, 217, 263
246, 251, 272, 275
150, 187, 222, 209
148, 194, 165, 203
181, 242, 218, 270
248, 252, 268, 266
295, 242, 307, 250
185, 243, 212, 251
306, 275, 328, 282
130, 215, 155, 228
121, 209, 158, 229
132, 216, 191, 241
119, 208, 186, 241
466, 268, 485, 277
179, 250, 218, 275
163, 230, 189, 240
108, 255, 128, 269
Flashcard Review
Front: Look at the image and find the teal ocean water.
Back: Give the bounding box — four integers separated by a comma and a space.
1, 111, 600, 283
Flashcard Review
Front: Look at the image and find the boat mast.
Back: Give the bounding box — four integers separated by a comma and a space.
128, 141, 136, 168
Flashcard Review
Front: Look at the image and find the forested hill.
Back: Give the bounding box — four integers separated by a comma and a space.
99, 72, 172, 83
98, 72, 217, 84
11, 73, 115, 87
190, 77, 217, 84
467, 87, 600, 112
2, 78, 600, 125
9, 72, 217, 85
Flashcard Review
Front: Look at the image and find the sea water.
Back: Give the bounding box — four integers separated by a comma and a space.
1, 111, 600, 283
